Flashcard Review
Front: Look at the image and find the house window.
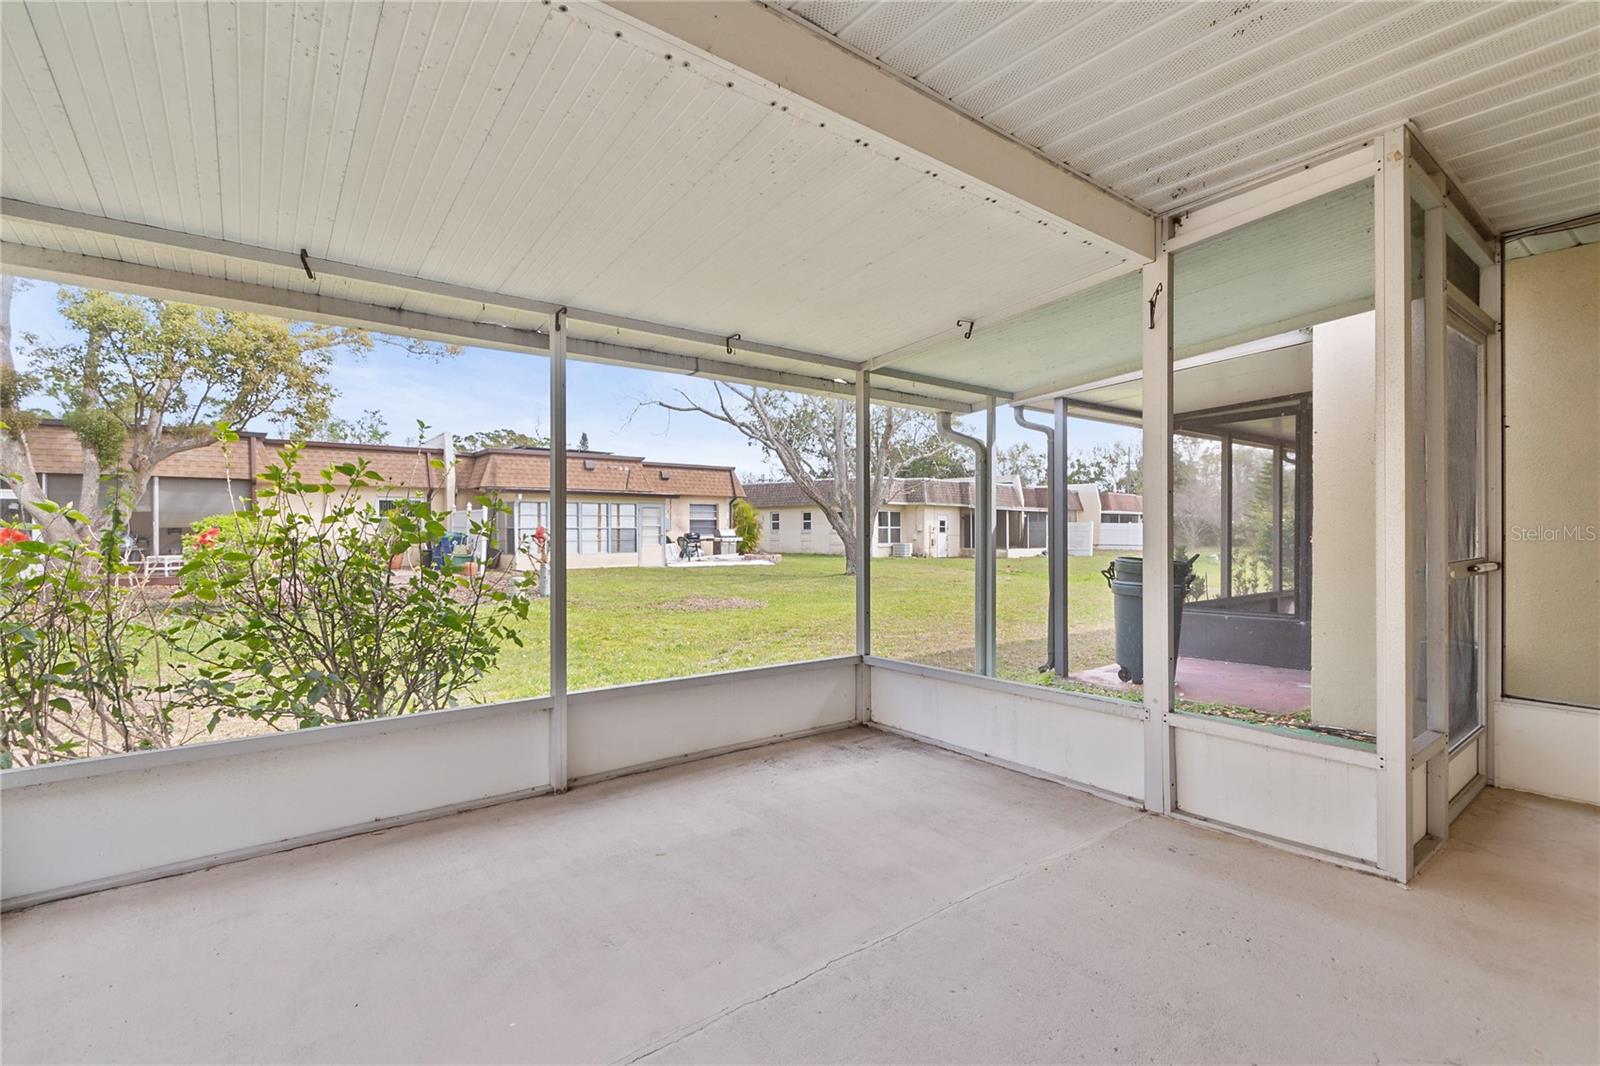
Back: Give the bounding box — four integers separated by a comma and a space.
607, 503, 637, 553
512, 500, 549, 557
689, 503, 719, 537
567, 503, 601, 554
802, 511, 812, 532
1104, 512, 1142, 524
770, 512, 781, 532
565, 502, 637, 553
876, 510, 901, 545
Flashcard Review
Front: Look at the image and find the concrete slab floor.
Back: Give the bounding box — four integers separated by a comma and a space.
2, 729, 1595, 1065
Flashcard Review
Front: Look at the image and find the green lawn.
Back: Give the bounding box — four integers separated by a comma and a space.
468, 551, 1133, 702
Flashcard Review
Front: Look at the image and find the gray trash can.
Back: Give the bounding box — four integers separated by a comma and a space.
1100, 555, 1198, 684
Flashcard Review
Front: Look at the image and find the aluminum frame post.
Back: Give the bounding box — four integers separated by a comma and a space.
855, 371, 872, 722
1422, 202, 1451, 843
1052, 398, 1070, 676
1374, 127, 1420, 880
984, 400, 997, 674
936, 412, 993, 675
1013, 404, 1067, 675
549, 310, 569, 792
1141, 235, 1175, 815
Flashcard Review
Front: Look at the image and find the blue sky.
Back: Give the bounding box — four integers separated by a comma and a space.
9, 280, 1135, 479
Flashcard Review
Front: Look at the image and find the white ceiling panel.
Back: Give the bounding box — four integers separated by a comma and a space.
896, 180, 1374, 397
0, 0, 1134, 378
776, 0, 1600, 232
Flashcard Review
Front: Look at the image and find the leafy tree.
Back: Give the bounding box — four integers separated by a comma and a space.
732, 498, 762, 555
897, 446, 972, 478
299, 408, 390, 444
649, 385, 948, 574
1, 281, 455, 542
996, 442, 1046, 485
1066, 440, 1142, 494
1171, 435, 1221, 557
170, 444, 532, 727
454, 427, 550, 452
577, 432, 591, 451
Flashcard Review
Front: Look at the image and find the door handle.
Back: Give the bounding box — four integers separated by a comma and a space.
1448, 558, 1500, 578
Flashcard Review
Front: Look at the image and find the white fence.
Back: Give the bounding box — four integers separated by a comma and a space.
1097, 521, 1144, 550
1067, 521, 1094, 556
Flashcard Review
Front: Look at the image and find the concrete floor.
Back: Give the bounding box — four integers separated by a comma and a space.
3, 729, 1595, 1064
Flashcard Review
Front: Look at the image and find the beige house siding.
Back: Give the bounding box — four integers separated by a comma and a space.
761, 504, 844, 556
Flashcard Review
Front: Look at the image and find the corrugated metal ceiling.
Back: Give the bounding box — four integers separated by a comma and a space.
774, 0, 1599, 233
0, 0, 1132, 382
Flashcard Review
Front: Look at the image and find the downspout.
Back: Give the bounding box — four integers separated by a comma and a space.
1013, 405, 1065, 676
936, 412, 995, 676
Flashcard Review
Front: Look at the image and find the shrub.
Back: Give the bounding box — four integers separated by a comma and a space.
170, 444, 533, 729
181, 510, 258, 556
733, 498, 762, 555
0, 504, 171, 766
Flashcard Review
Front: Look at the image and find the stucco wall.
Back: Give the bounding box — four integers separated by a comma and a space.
760, 505, 845, 555
1310, 311, 1378, 732
1503, 243, 1599, 708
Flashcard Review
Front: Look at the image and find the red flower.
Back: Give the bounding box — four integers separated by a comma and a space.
0, 527, 27, 546
532, 525, 548, 546
196, 526, 221, 549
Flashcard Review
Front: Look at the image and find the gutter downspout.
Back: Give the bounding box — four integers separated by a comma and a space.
1013, 404, 1067, 676
936, 412, 995, 676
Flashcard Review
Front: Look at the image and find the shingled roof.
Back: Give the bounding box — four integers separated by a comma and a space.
744, 477, 1045, 510
23, 422, 741, 499
459, 450, 741, 499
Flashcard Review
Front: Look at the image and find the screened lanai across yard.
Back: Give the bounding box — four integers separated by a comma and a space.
2, 1, 1597, 1063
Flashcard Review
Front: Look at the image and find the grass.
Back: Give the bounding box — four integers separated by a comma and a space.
470, 551, 1133, 701
123, 549, 1353, 750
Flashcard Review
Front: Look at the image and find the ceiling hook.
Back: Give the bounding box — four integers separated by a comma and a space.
554, 307, 567, 332
299, 248, 315, 281
726, 332, 741, 355
957, 318, 975, 340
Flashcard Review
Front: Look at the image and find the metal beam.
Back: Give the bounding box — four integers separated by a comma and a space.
607, 1, 1154, 262
936, 411, 994, 675
0, 242, 972, 414
2, 198, 982, 392
1051, 398, 1070, 678
1373, 127, 1420, 881
872, 365, 1013, 401
1141, 240, 1174, 815
1422, 202, 1450, 844
549, 311, 569, 793
1013, 404, 1065, 676
855, 370, 872, 724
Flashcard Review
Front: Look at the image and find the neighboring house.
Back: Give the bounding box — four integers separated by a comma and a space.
458, 449, 742, 569
1068, 484, 1144, 552
745, 476, 1048, 559
11, 421, 742, 569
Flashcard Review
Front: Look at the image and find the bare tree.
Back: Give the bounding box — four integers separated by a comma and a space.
650, 384, 949, 574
